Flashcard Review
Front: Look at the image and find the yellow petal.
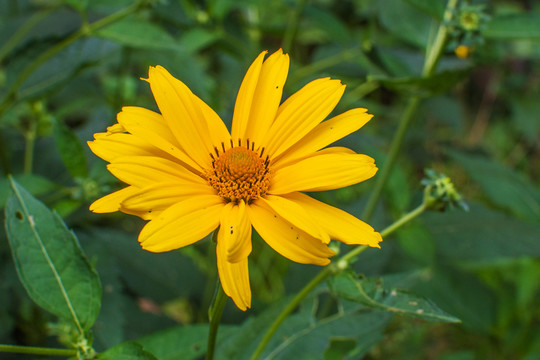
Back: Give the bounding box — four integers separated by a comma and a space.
259, 195, 330, 243
239, 49, 290, 144
231, 51, 266, 140
121, 181, 214, 214
107, 156, 205, 188
247, 200, 334, 265
192, 93, 231, 149
274, 108, 373, 167
138, 195, 224, 252
88, 133, 167, 163
89, 186, 139, 213
117, 107, 203, 172
148, 66, 216, 168
283, 192, 382, 248
270, 152, 377, 194
264, 78, 345, 158
216, 234, 251, 310
219, 201, 252, 263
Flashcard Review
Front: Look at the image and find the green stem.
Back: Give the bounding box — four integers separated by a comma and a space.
206, 281, 227, 360
281, 0, 309, 52
361, 0, 459, 221
249, 202, 428, 360
361, 96, 421, 220
249, 269, 331, 360
0, 0, 147, 118
0, 344, 76, 357
0, 8, 56, 64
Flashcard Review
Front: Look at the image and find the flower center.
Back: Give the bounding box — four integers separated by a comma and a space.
206, 141, 271, 203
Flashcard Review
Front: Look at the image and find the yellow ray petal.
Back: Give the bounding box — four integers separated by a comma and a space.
247, 200, 334, 265
107, 156, 205, 188
117, 107, 203, 172
274, 108, 373, 167
259, 195, 330, 243
231, 51, 266, 140
88, 133, 169, 163
192, 94, 231, 148
121, 181, 214, 214
138, 195, 224, 252
270, 152, 377, 194
147, 66, 215, 168
283, 192, 382, 248
264, 78, 345, 158
216, 234, 251, 310
90, 186, 139, 213
220, 201, 252, 263
240, 49, 290, 144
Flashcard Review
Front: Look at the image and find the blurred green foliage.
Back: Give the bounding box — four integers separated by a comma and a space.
1, 0, 539, 359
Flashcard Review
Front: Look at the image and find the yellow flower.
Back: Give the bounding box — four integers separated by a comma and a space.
88, 49, 382, 310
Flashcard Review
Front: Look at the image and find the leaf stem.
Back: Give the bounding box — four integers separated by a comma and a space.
249, 201, 428, 360
0, 344, 76, 357
206, 280, 227, 360
361, 0, 459, 221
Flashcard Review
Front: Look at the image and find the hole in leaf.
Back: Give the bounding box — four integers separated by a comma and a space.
15, 211, 24, 221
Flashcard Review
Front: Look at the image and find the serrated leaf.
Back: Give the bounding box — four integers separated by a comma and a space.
54, 120, 88, 179
97, 341, 157, 360
484, 13, 540, 40
4, 178, 101, 332
328, 271, 460, 323
96, 18, 178, 50
217, 292, 392, 360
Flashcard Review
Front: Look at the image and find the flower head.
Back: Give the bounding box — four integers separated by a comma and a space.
88, 49, 382, 310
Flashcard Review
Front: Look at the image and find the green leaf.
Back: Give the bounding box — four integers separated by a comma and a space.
136, 325, 208, 360
425, 203, 540, 263
137, 324, 237, 360
448, 150, 540, 221
0, 174, 56, 210
178, 29, 221, 54
97, 341, 157, 360
217, 292, 392, 360
377, 0, 432, 48
403, 0, 444, 20
370, 68, 471, 96
4, 178, 101, 332
54, 120, 88, 179
65, 0, 89, 12
328, 271, 460, 323
96, 18, 178, 50
484, 13, 540, 40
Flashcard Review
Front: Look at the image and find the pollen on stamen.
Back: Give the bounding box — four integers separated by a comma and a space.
205, 143, 272, 204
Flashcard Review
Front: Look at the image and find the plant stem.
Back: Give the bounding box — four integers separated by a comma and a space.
0, 344, 76, 357
361, 0, 459, 221
206, 280, 227, 360
281, 0, 308, 52
249, 202, 428, 360
0, 0, 147, 118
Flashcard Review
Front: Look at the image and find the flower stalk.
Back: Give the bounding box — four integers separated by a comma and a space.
206, 280, 228, 360
362, 0, 460, 221
249, 199, 429, 360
